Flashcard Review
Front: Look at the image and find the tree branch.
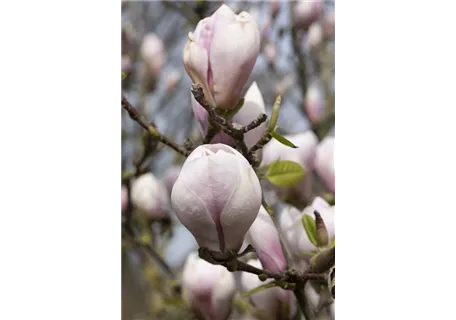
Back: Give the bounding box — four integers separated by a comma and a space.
122, 94, 190, 157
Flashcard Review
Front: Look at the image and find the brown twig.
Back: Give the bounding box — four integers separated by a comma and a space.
122, 94, 190, 157
190, 84, 268, 166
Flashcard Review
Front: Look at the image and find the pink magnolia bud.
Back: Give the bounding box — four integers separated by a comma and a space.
183, 4, 260, 110
140, 33, 166, 81
278, 197, 335, 262
121, 185, 128, 213
261, 131, 318, 201
315, 137, 335, 193
130, 173, 169, 219
171, 144, 262, 253
270, 0, 280, 19
165, 70, 182, 95
161, 165, 182, 195
306, 22, 323, 51
293, 0, 323, 31
263, 42, 277, 64
121, 55, 132, 73
191, 81, 266, 149
261, 131, 318, 172
182, 252, 236, 320
245, 206, 287, 273
241, 259, 296, 319
323, 10, 335, 39
304, 82, 325, 124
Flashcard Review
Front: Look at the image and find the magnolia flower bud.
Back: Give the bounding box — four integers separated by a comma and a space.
278, 197, 335, 262
304, 82, 325, 124
293, 0, 323, 31
171, 144, 262, 253
161, 165, 182, 195
121, 55, 132, 73
191, 81, 266, 149
165, 70, 182, 95
121, 185, 128, 213
140, 33, 166, 81
182, 252, 236, 320
263, 42, 277, 64
245, 206, 287, 273
261, 131, 318, 202
270, 0, 280, 19
315, 137, 335, 193
183, 4, 260, 109
241, 259, 296, 319
130, 173, 169, 219
323, 10, 335, 39
307, 22, 323, 51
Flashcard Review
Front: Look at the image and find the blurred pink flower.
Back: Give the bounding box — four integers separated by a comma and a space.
293, 0, 323, 31
140, 33, 166, 81
315, 136, 335, 193
130, 173, 169, 219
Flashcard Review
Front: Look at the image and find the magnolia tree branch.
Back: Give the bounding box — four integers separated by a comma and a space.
122, 225, 175, 278
121, 94, 190, 157
190, 84, 267, 167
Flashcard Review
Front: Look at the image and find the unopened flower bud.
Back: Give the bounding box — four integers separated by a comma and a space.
182, 252, 236, 320
315, 137, 335, 193
270, 0, 280, 19
241, 259, 296, 319
293, 0, 323, 31
183, 4, 260, 110
278, 197, 334, 262
161, 165, 182, 195
304, 82, 325, 124
121, 185, 128, 213
171, 144, 262, 253
140, 33, 166, 82
310, 246, 335, 273
245, 206, 287, 273
131, 173, 169, 219
307, 22, 323, 51
323, 10, 335, 39
314, 211, 329, 247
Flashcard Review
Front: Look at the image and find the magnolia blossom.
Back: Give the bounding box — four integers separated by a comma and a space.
241, 259, 296, 319
161, 165, 182, 195
121, 185, 128, 213
165, 70, 182, 94
315, 137, 335, 193
293, 0, 323, 30
182, 252, 236, 320
140, 33, 166, 81
270, 0, 280, 19
130, 173, 169, 218
121, 55, 132, 73
183, 4, 260, 110
263, 42, 277, 64
305, 82, 325, 124
245, 206, 287, 273
171, 144, 262, 253
323, 10, 335, 39
307, 22, 323, 51
278, 197, 335, 263
261, 131, 318, 200
192, 81, 267, 149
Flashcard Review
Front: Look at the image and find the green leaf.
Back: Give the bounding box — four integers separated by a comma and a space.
329, 236, 335, 248
265, 160, 305, 187
121, 71, 127, 79
241, 282, 277, 298
302, 214, 318, 247
268, 95, 282, 132
270, 131, 298, 148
